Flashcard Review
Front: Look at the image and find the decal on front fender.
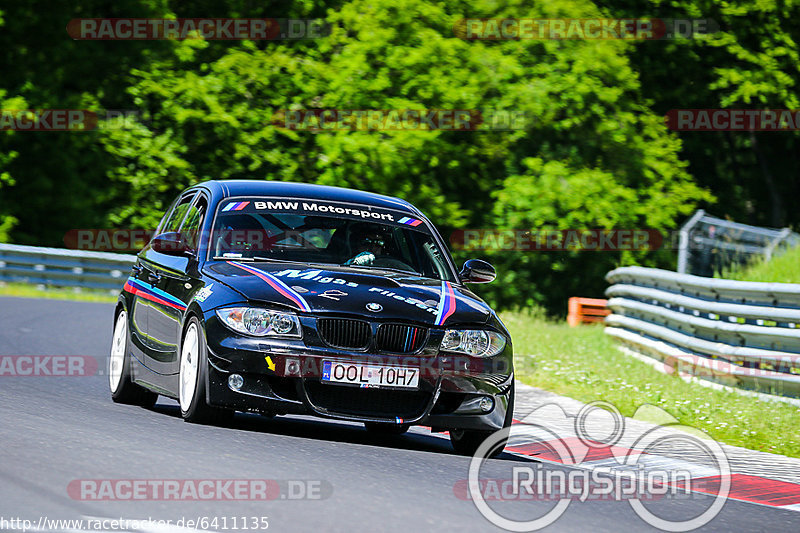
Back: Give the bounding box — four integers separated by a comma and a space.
434, 281, 456, 326
193, 283, 214, 302
227, 261, 311, 312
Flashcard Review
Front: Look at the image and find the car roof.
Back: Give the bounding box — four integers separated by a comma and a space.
195, 180, 421, 216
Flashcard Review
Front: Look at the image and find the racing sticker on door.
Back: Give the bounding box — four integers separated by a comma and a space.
123, 277, 188, 311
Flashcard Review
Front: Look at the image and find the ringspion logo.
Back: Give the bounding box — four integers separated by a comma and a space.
467, 402, 731, 531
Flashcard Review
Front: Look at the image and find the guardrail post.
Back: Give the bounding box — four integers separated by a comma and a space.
677, 209, 705, 274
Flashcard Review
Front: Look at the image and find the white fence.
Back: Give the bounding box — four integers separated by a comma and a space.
677, 209, 799, 276
605, 266, 800, 400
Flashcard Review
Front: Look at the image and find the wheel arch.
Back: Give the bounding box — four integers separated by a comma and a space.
114, 295, 127, 323
181, 301, 206, 338
176, 302, 208, 393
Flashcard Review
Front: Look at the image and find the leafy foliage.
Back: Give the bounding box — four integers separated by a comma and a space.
3, 0, 797, 312
599, 0, 800, 228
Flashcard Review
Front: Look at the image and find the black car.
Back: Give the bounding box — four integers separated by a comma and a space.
109, 180, 514, 455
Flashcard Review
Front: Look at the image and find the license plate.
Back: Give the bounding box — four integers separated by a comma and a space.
321, 361, 419, 389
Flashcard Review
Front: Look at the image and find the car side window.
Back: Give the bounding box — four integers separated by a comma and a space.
163, 193, 197, 233
155, 196, 179, 235
179, 195, 207, 253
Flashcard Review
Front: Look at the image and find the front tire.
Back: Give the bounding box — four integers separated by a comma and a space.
179, 317, 233, 424
450, 383, 515, 458
109, 309, 158, 407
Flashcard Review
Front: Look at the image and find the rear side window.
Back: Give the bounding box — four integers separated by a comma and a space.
180, 196, 208, 252
162, 193, 196, 233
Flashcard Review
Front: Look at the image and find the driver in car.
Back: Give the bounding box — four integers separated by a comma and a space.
344, 225, 390, 266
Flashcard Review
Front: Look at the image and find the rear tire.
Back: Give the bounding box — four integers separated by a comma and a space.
450, 383, 515, 458
364, 422, 410, 435
109, 309, 158, 408
179, 317, 234, 425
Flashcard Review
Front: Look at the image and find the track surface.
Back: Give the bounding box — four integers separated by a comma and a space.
1, 296, 799, 532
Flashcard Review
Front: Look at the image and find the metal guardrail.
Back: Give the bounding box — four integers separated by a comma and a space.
677, 209, 800, 276
605, 266, 800, 400
0, 243, 135, 292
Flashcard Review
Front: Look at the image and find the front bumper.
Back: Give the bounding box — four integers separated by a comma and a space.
202, 313, 514, 431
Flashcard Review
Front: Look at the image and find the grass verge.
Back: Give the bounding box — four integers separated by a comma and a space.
0, 282, 117, 303
719, 244, 800, 283
504, 311, 800, 458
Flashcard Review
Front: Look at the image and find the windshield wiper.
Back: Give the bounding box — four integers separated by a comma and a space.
251, 256, 301, 264
213, 256, 307, 264
339, 263, 422, 277
254, 257, 339, 268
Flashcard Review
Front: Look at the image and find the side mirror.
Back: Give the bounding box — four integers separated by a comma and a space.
150, 232, 192, 256
459, 259, 496, 283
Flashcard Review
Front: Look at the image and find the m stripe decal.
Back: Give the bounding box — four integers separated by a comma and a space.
398, 217, 423, 227
227, 261, 311, 312
222, 201, 250, 212
123, 278, 187, 311
434, 281, 456, 326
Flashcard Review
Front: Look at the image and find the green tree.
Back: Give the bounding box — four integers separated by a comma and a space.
598, 0, 800, 228
96, 0, 710, 312
0, 0, 173, 244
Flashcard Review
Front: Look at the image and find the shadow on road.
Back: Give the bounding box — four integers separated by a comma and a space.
148, 401, 531, 463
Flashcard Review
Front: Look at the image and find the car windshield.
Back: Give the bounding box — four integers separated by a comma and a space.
209, 198, 455, 281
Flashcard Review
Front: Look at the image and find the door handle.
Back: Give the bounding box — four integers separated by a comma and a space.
131, 264, 142, 275
148, 271, 162, 282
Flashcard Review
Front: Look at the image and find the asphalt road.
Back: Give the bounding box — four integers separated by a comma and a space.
1, 296, 799, 532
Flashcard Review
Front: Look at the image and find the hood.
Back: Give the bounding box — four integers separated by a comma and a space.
204, 261, 492, 327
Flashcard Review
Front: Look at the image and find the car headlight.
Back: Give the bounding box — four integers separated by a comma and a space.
440, 329, 506, 357
215, 307, 302, 338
